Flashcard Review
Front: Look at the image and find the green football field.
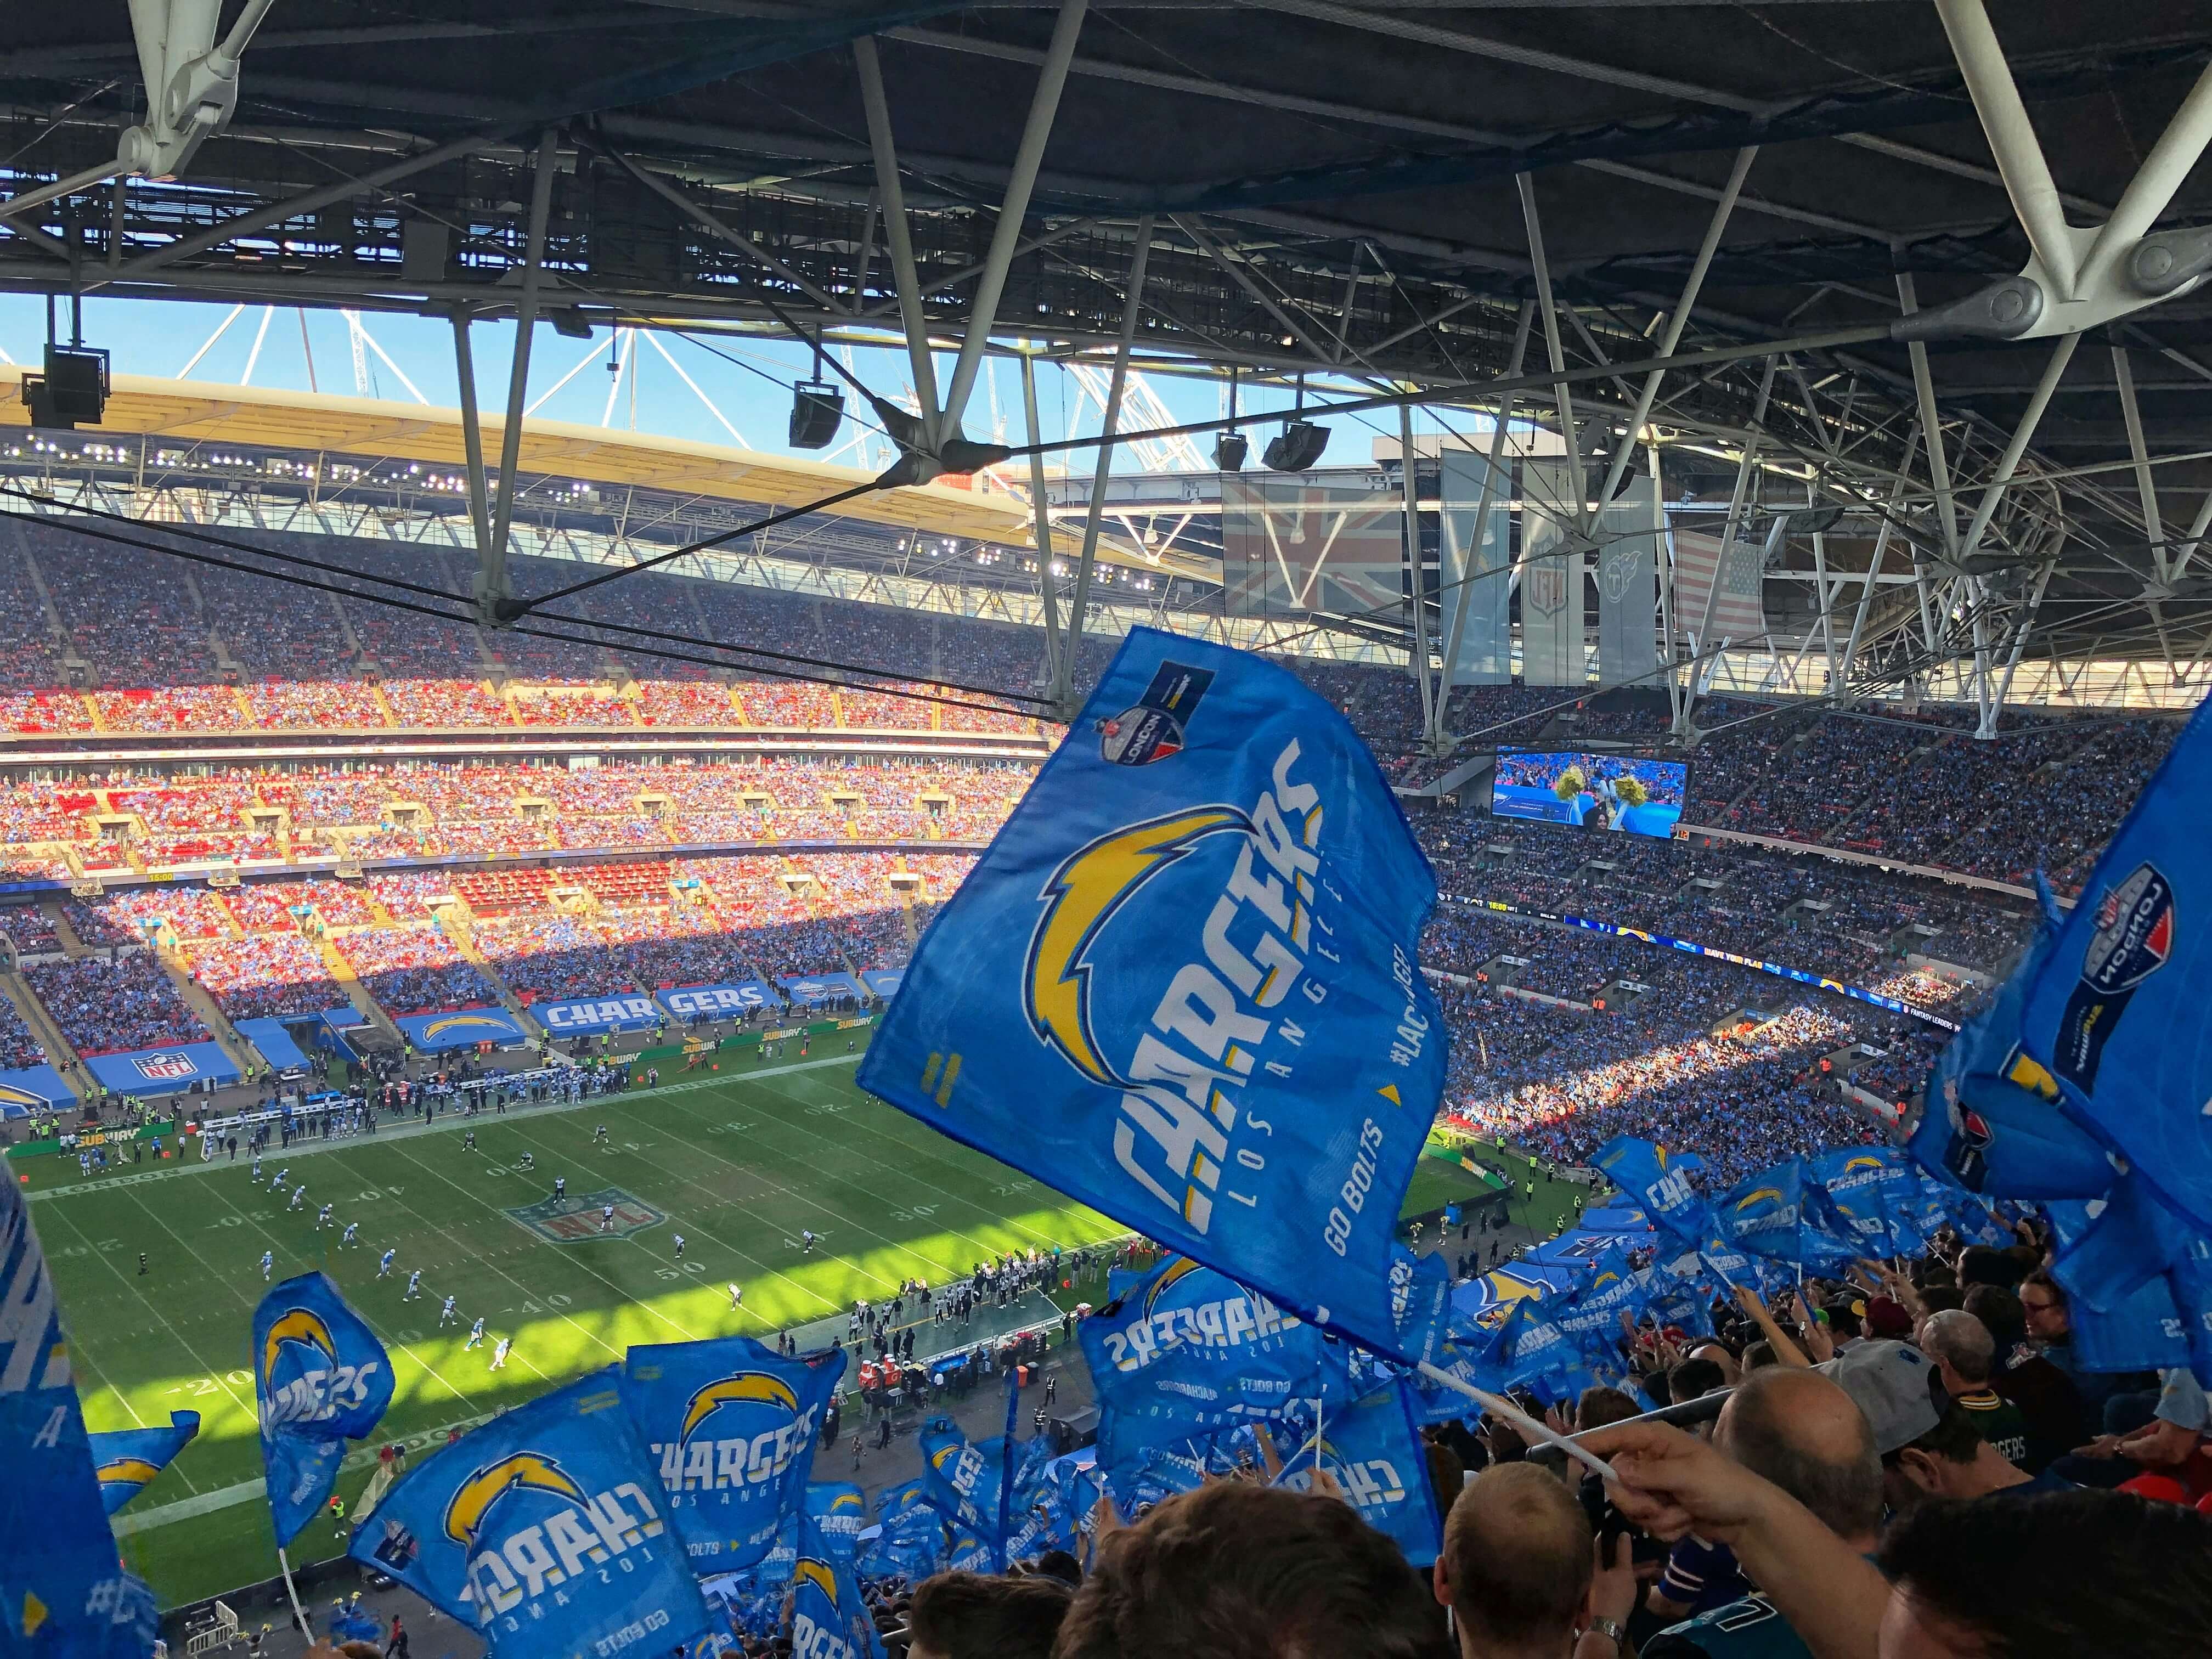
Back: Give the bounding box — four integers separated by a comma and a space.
24, 1045, 1134, 1611
20, 1041, 1567, 1612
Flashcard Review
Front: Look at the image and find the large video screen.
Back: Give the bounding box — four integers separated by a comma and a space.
1491, 748, 1689, 838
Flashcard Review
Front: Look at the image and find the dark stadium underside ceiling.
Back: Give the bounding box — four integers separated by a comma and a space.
3, 2, 2212, 722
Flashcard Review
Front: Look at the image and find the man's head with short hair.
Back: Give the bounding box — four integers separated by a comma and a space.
1963, 1284, 2027, 1357
1917, 1308, 1995, 1394
1712, 1367, 1884, 1548
1955, 1245, 2022, 1290
1669, 1357, 1726, 1403
2018, 1271, 2070, 1343
1573, 1387, 1640, 1432
909, 1572, 1071, 1659
1054, 1482, 1441, 1659
1434, 1464, 1593, 1659
1877, 1489, 2212, 1657
1881, 1397, 2019, 1510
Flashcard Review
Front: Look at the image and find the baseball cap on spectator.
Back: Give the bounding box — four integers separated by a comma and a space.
1817, 1340, 1941, 1455
1865, 1296, 1914, 1339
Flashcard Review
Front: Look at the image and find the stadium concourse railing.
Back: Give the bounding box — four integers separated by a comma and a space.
1441, 893, 1965, 1032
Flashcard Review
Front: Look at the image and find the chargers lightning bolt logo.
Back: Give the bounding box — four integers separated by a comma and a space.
442, 1453, 590, 1548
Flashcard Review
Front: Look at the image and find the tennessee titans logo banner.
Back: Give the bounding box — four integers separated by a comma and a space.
0, 1176, 160, 1659
1909, 928, 2113, 1199
1592, 1138, 1708, 1246
254, 1271, 395, 1547
617, 1337, 845, 1569
857, 628, 1452, 1364
349, 1368, 712, 1659
1078, 1255, 1351, 1442
2019, 699, 2212, 1227
88, 1411, 200, 1515
1278, 1380, 1443, 1567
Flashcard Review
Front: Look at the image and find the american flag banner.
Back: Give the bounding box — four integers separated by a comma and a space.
1671, 525, 1767, 646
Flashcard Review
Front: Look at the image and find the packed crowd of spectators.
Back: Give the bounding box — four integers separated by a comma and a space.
336, 924, 495, 1015
0, 984, 47, 1069
185, 934, 345, 1020
22, 951, 208, 1056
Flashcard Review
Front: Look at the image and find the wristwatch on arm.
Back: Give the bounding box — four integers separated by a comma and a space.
1579, 1615, 1628, 1654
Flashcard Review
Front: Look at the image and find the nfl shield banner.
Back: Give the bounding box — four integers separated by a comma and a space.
857, 628, 1452, 1365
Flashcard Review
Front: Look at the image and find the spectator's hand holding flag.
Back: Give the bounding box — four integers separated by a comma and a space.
858, 630, 1606, 1474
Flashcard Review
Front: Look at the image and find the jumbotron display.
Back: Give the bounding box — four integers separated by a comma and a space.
1490, 747, 1689, 838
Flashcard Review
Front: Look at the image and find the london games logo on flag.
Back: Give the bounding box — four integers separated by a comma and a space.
507, 1187, 665, 1244
860, 627, 1452, 1367
617, 1337, 846, 1568
2052, 862, 2174, 1093
351, 1369, 712, 1659
255, 1271, 394, 1545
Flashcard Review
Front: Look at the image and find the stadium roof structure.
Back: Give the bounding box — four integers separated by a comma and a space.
0, 367, 1186, 574
2, 2, 2211, 736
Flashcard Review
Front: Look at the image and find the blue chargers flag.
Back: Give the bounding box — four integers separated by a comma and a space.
254, 1270, 396, 1547
1549, 1245, 1651, 1365
1078, 1254, 1351, 1441
1591, 1137, 1709, 1245
856, 628, 1453, 1364
1643, 1257, 1718, 1342
917, 1418, 1003, 1541
1411, 1324, 1513, 1425
789, 1523, 885, 1659
1498, 1295, 1577, 1390
1718, 1161, 1860, 1272
1909, 929, 2113, 1199
804, 1484, 867, 1566
2048, 1178, 2212, 1386
88, 1410, 200, 1515
617, 1336, 845, 1570
2019, 701, 2212, 1228
350, 1368, 710, 1659
2046, 1200, 2188, 1374
1807, 1148, 1922, 1257
1279, 1381, 1442, 1567
0, 1173, 160, 1659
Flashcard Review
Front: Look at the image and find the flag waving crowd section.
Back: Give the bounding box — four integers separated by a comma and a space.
10, 632, 2212, 1659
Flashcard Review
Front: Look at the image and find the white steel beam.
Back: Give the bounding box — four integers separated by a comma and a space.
479, 127, 558, 624
936, 0, 1090, 444
1431, 301, 1532, 746
1019, 346, 1066, 691
1931, 0, 2078, 296
853, 35, 941, 439
1053, 213, 1154, 713
1515, 172, 1589, 532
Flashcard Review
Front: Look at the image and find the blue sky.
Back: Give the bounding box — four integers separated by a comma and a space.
0, 293, 1472, 477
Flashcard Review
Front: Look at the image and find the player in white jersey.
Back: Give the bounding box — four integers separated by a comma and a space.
404, 1270, 421, 1300
465, 1317, 486, 1350
341, 1222, 359, 1248
729, 1283, 743, 1311
251, 1153, 262, 1182
489, 1336, 511, 1370
260, 1250, 273, 1280
673, 1234, 686, 1260
600, 1204, 615, 1232
288, 1186, 306, 1211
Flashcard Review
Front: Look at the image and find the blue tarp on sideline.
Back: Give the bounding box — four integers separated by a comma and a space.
82, 1042, 240, 1097
532, 992, 663, 1036
0, 1063, 72, 1116
777, 973, 867, 1008
857, 969, 904, 999
392, 1007, 530, 1052
654, 981, 783, 1023
234, 1018, 312, 1074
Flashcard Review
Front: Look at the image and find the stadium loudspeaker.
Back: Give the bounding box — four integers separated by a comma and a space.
1262, 420, 1329, 471
22, 345, 108, 430
1215, 431, 1249, 471
788, 381, 845, 449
